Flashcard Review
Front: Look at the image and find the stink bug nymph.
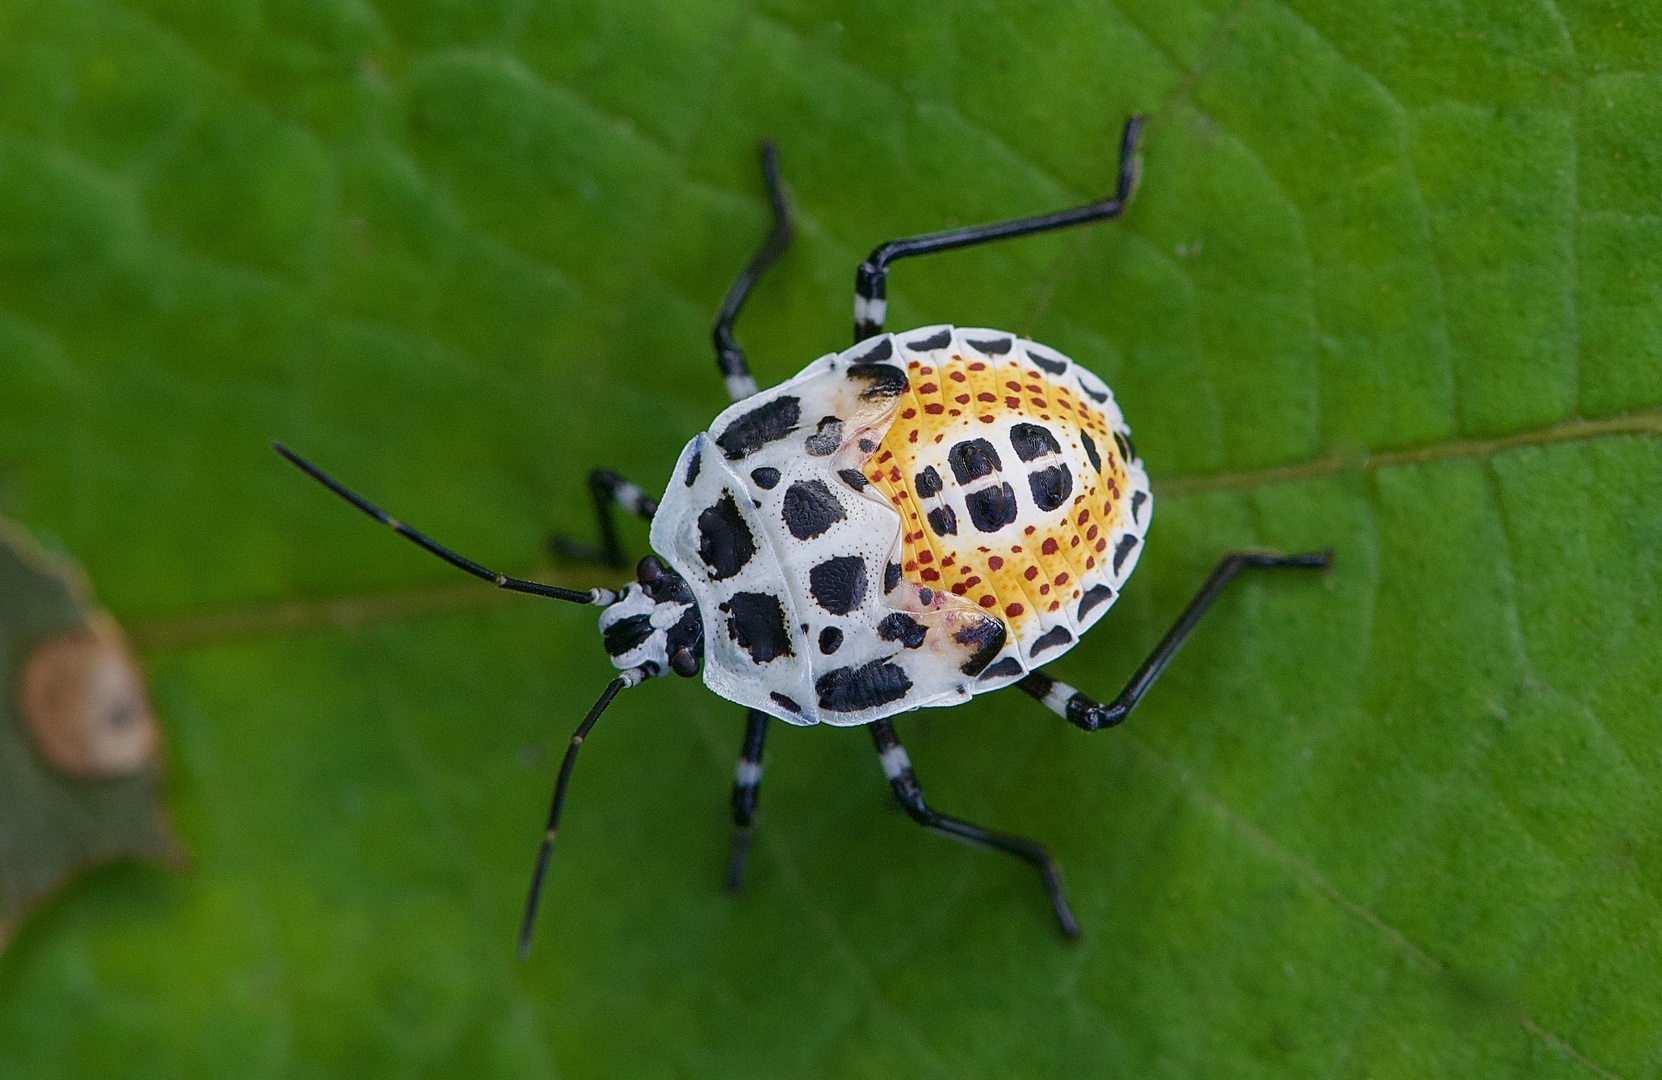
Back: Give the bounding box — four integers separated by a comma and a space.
276, 117, 1331, 957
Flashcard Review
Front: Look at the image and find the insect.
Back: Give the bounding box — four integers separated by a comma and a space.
276, 115, 1330, 956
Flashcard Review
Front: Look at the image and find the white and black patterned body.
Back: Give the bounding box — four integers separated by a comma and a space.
645, 326, 1152, 727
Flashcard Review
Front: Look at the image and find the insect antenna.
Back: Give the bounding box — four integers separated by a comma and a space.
518, 667, 648, 959
273, 442, 616, 606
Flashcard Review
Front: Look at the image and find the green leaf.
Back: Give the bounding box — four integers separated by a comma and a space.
1, 0, 1659, 1075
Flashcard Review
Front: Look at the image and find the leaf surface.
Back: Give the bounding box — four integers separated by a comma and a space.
0, 0, 1658, 1075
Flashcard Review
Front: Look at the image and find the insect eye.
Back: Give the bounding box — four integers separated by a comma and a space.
670, 649, 700, 678
637, 555, 664, 582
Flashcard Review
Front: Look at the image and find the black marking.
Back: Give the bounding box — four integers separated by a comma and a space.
769, 691, 802, 714
1010, 422, 1061, 462
1029, 625, 1073, 658
819, 626, 844, 654
927, 506, 958, 537
907, 329, 952, 351
717, 395, 801, 460
665, 605, 703, 658
858, 438, 877, 453
602, 613, 653, 657
914, 465, 943, 498
1028, 465, 1073, 512
967, 336, 1012, 354
1130, 489, 1147, 523
684, 451, 702, 487
808, 555, 868, 615
1026, 345, 1067, 375
953, 618, 1007, 676
838, 468, 868, 491
965, 482, 1019, 533
804, 416, 844, 456
1081, 430, 1102, 473
851, 337, 894, 364
750, 466, 781, 490
877, 612, 929, 649
697, 492, 756, 580
884, 562, 903, 594
781, 480, 847, 541
977, 656, 1023, 680
1112, 431, 1135, 463
1113, 533, 1139, 574
947, 438, 1002, 484
1078, 584, 1115, 619
816, 660, 913, 713
1079, 380, 1108, 403
848, 362, 908, 400
722, 592, 793, 663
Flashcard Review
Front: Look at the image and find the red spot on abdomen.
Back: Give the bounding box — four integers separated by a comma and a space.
1004, 603, 1024, 617
925, 403, 945, 414
1041, 538, 1058, 555
979, 595, 997, 608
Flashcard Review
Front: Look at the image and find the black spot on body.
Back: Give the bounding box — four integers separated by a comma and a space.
819, 626, 843, 654
750, 467, 781, 490
967, 337, 1011, 354
1026, 346, 1067, 375
1010, 422, 1061, 462
808, 556, 868, 615
947, 438, 1002, 484
977, 656, 1023, 680
684, 451, 702, 486
884, 562, 903, 594
847, 362, 908, 400
1028, 625, 1073, 658
877, 612, 929, 649
838, 468, 868, 491
769, 691, 802, 714
816, 660, 913, 713
1113, 533, 1139, 574
1081, 431, 1102, 473
697, 492, 756, 580
907, 329, 952, 351
804, 416, 844, 456
602, 613, 654, 657
665, 605, 703, 658
1131, 490, 1147, 523
953, 617, 1007, 676
1028, 465, 1073, 512
717, 396, 801, 460
1112, 431, 1136, 462
1079, 381, 1108, 403
927, 506, 958, 537
722, 592, 793, 663
1078, 584, 1115, 619
914, 465, 943, 498
965, 482, 1019, 532
781, 480, 846, 540
850, 338, 894, 364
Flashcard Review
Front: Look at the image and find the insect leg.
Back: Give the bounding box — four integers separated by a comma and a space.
853, 115, 1145, 341
273, 442, 613, 605
870, 718, 1079, 938
713, 140, 795, 401
548, 468, 659, 569
724, 708, 770, 891
1019, 549, 1333, 731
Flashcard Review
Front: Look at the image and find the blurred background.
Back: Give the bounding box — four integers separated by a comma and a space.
1, 0, 1659, 1075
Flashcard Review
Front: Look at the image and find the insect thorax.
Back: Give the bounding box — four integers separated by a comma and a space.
641, 326, 1152, 727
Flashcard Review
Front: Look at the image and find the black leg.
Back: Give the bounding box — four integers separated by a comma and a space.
273, 442, 611, 606
725, 708, 770, 891
713, 140, 794, 401
854, 115, 1145, 341
869, 718, 1079, 938
1019, 549, 1333, 731
548, 468, 659, 570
